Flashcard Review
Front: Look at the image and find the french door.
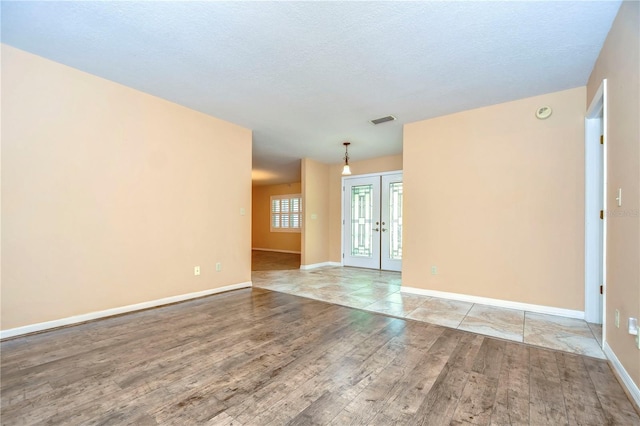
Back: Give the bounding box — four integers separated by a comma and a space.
343, 173, 403, 271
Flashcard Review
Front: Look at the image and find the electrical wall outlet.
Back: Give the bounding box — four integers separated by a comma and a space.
431, 266, 437, 275
194, 266, 201, 276
615, 309, 620, 328
216, 262, 222, 272
629, 318, 638, 335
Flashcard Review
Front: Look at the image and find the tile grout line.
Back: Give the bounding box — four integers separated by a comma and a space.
456, 302, 475, 330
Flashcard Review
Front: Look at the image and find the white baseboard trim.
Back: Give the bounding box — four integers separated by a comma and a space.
300, 262, 342, 270
252, 248, 301, 254
401, 286, 584, 319
603, 342, 640, 409
0, 281, 252, 340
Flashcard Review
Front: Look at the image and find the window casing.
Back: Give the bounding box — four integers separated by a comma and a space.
271, 194, 302, 233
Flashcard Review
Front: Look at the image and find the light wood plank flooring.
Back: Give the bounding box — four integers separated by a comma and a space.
1, 288, 638, 425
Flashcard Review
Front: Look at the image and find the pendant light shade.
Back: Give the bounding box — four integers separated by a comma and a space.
342, 142, 352, 176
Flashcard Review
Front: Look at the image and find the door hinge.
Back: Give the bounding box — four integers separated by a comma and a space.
342, 253, 344, 258
600, 135, 604, 145
600, 285, 603, 295
600, 210, 604, 220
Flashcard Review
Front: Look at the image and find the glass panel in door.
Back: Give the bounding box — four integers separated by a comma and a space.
381, 173, 403, 271
343, 176, 381, 269
351, 184, 374, 257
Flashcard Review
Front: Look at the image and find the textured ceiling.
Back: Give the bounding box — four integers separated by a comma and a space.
1, 1, 621, 185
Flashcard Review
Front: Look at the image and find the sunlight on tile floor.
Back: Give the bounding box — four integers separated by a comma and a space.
252, 266, 605, 359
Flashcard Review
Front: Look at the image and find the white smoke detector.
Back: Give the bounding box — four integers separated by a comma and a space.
535, 106, 552, 120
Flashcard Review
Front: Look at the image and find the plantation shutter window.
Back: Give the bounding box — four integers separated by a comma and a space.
270, 194, 302, 232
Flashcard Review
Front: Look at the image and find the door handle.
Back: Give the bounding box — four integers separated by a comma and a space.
373, 228, 379, 232
382, 228, 387, 232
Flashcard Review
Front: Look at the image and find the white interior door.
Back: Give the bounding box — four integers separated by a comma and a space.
597, 117, 604, 324
343, 173, 403, 271
343, 176, 381, 269
584, 79, 607, 327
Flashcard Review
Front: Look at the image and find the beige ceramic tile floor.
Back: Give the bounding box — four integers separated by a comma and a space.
252, 266, 606, 359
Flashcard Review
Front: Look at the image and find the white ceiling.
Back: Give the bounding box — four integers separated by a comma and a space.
1, 1, 621, 185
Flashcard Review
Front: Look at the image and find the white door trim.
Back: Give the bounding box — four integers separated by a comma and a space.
343, 170, 403, 180
584, 79, 607, 338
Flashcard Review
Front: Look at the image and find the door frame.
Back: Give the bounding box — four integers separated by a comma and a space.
584, 79, 607, 338
341, 170, 403, 268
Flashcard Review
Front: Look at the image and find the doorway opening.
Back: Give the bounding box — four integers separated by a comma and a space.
251, 182, 302, 271
342, 172, 403, 272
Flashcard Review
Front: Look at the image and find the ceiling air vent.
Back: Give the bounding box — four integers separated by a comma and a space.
369, 115, 396, 125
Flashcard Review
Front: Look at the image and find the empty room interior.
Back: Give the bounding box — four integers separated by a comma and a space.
1, 1, 639, 425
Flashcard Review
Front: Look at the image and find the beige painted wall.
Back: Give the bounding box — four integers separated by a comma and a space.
404, 87, 586, 310
587, 0, 640, 387
252, 182, 302, 252
328, 155, 403, 262
301, 158, 330, 266
1, 45, 252, 330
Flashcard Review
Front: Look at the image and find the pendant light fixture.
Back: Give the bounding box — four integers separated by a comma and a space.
342, 142, 352, 175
